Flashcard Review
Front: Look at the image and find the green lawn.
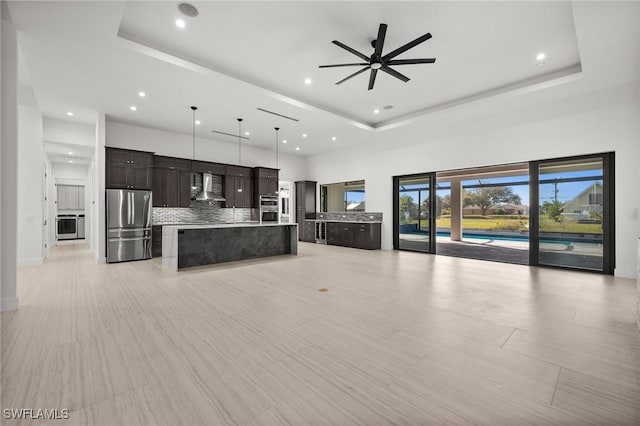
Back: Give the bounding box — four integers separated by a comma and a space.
404, 215, 602, 234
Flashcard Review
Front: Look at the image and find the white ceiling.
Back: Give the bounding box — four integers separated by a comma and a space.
44, 141, 94, 166
7, 1, 638, 156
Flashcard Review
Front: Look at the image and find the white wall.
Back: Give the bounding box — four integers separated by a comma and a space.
43, 116, 94, 146
105, 120, 308, 183
1, 1, 19, 311
307, 83, 640, 279
94, 113, 106, 262
17, 87, 44, 265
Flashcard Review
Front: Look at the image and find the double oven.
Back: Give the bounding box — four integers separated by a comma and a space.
259, 195, 279, 224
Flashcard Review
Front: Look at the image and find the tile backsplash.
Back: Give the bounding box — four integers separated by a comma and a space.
153, 205, 253, 224
153, 173, 254, 225
315, 212, 383, 222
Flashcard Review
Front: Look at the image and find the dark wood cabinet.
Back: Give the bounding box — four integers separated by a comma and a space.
301, 220, 316, 242
295, 181, 317, 241
256, 178, 278, 197
105, 147, 153, 190
152, 156, 191, 208
226, 165, 252, 177
355, 223, 381, 249
192, 161, 226, 175
224, 176, 253, 208
326, 221, 381, 250
152, 225, 163, 258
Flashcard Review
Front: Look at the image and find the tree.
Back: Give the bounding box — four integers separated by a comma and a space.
541, 200, 564, 222
463, 186, 522, 216
399, 195, 415, 220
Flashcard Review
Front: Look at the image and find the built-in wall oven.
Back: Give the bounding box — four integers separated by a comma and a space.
260, 195, 279, 224
57, 214, 77, 240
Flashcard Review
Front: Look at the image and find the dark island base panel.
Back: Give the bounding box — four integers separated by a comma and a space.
177, 226, 293, 269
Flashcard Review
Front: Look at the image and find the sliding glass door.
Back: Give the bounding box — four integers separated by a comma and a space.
394, 153, 614, 274
530, 153, 614, 273
393, 174, 435, 253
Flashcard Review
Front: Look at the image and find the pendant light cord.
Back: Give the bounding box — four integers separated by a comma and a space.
274, 127, 279, 170
237, 118, 243, 165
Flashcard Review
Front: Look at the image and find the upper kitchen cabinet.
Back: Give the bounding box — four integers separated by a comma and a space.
105, 147, 154, 190
152, 156, 191, 208
254, 167, 279, 200
224, 176, 253, 208
225, 166, 254, 208
192, 161, 226, 175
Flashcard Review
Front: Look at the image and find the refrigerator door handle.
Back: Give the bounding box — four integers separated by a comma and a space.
131, 192, 135, 225
128, 192, 132, 225
113, 236, 151, 242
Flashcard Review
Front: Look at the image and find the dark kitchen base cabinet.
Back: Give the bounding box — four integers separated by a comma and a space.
301, 220, 316, 243
326, 222, 381, 250
152, 226, 163, 258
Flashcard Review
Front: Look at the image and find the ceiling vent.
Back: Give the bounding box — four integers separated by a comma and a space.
256, 108, 300, 122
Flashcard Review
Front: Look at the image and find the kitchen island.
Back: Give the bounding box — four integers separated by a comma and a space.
162, 223, 298, 270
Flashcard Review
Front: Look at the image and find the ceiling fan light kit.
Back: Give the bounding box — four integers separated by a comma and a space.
319, 23, 436, 90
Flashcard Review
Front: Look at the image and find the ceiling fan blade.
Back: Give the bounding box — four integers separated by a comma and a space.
335, 66, 370, 85
332, 40, 370, 62
319, 63, 370, 68
382, 33, 432, 61
380, 65, 410, 82
387, 58, 436, 65
368, 69, 378, 90
374, 23, 387, 57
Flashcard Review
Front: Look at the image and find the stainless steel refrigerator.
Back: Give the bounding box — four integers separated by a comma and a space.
106, 189, 152, 263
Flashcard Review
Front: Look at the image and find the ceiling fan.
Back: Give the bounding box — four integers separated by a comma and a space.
319, 23, 436, 90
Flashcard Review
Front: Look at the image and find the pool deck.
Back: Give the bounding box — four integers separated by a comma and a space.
399, 233, 603, 269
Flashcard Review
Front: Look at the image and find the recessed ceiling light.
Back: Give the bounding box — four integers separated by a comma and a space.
175, 19, 186, 29
68, 151, 73, 155
302, 133, 307, 138
332, 137, 337, 141
244, 131, 250, 136
536, 52, 546, 61
130, 105, 137, 111
304, 78, 312, 85
295, 147, 300, 151
282, 139, 287, 144
66, 111, 74, 117
373, 109, 380, 114
68, 160, 73, 163
138, 91, 146, 98
195, 120, 201, 125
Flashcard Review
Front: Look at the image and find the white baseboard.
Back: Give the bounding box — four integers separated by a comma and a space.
1, 297, 19, 312
18, 257, 44, 267
96, 257, 106, 264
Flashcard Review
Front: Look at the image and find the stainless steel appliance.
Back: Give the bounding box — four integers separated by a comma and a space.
77, 214, 85, 239
259, 195, 279, 223
57, 214, 77, 240
106, 189, 152, 263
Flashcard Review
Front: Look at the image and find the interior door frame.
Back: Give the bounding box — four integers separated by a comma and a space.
393, 172, 437, 253
529, 152, 615, 275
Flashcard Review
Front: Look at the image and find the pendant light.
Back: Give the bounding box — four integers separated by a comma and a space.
190, 106, 198, 190
237, 118, 243, 193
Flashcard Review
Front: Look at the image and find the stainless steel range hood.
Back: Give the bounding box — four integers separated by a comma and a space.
195, 173, 226, 202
